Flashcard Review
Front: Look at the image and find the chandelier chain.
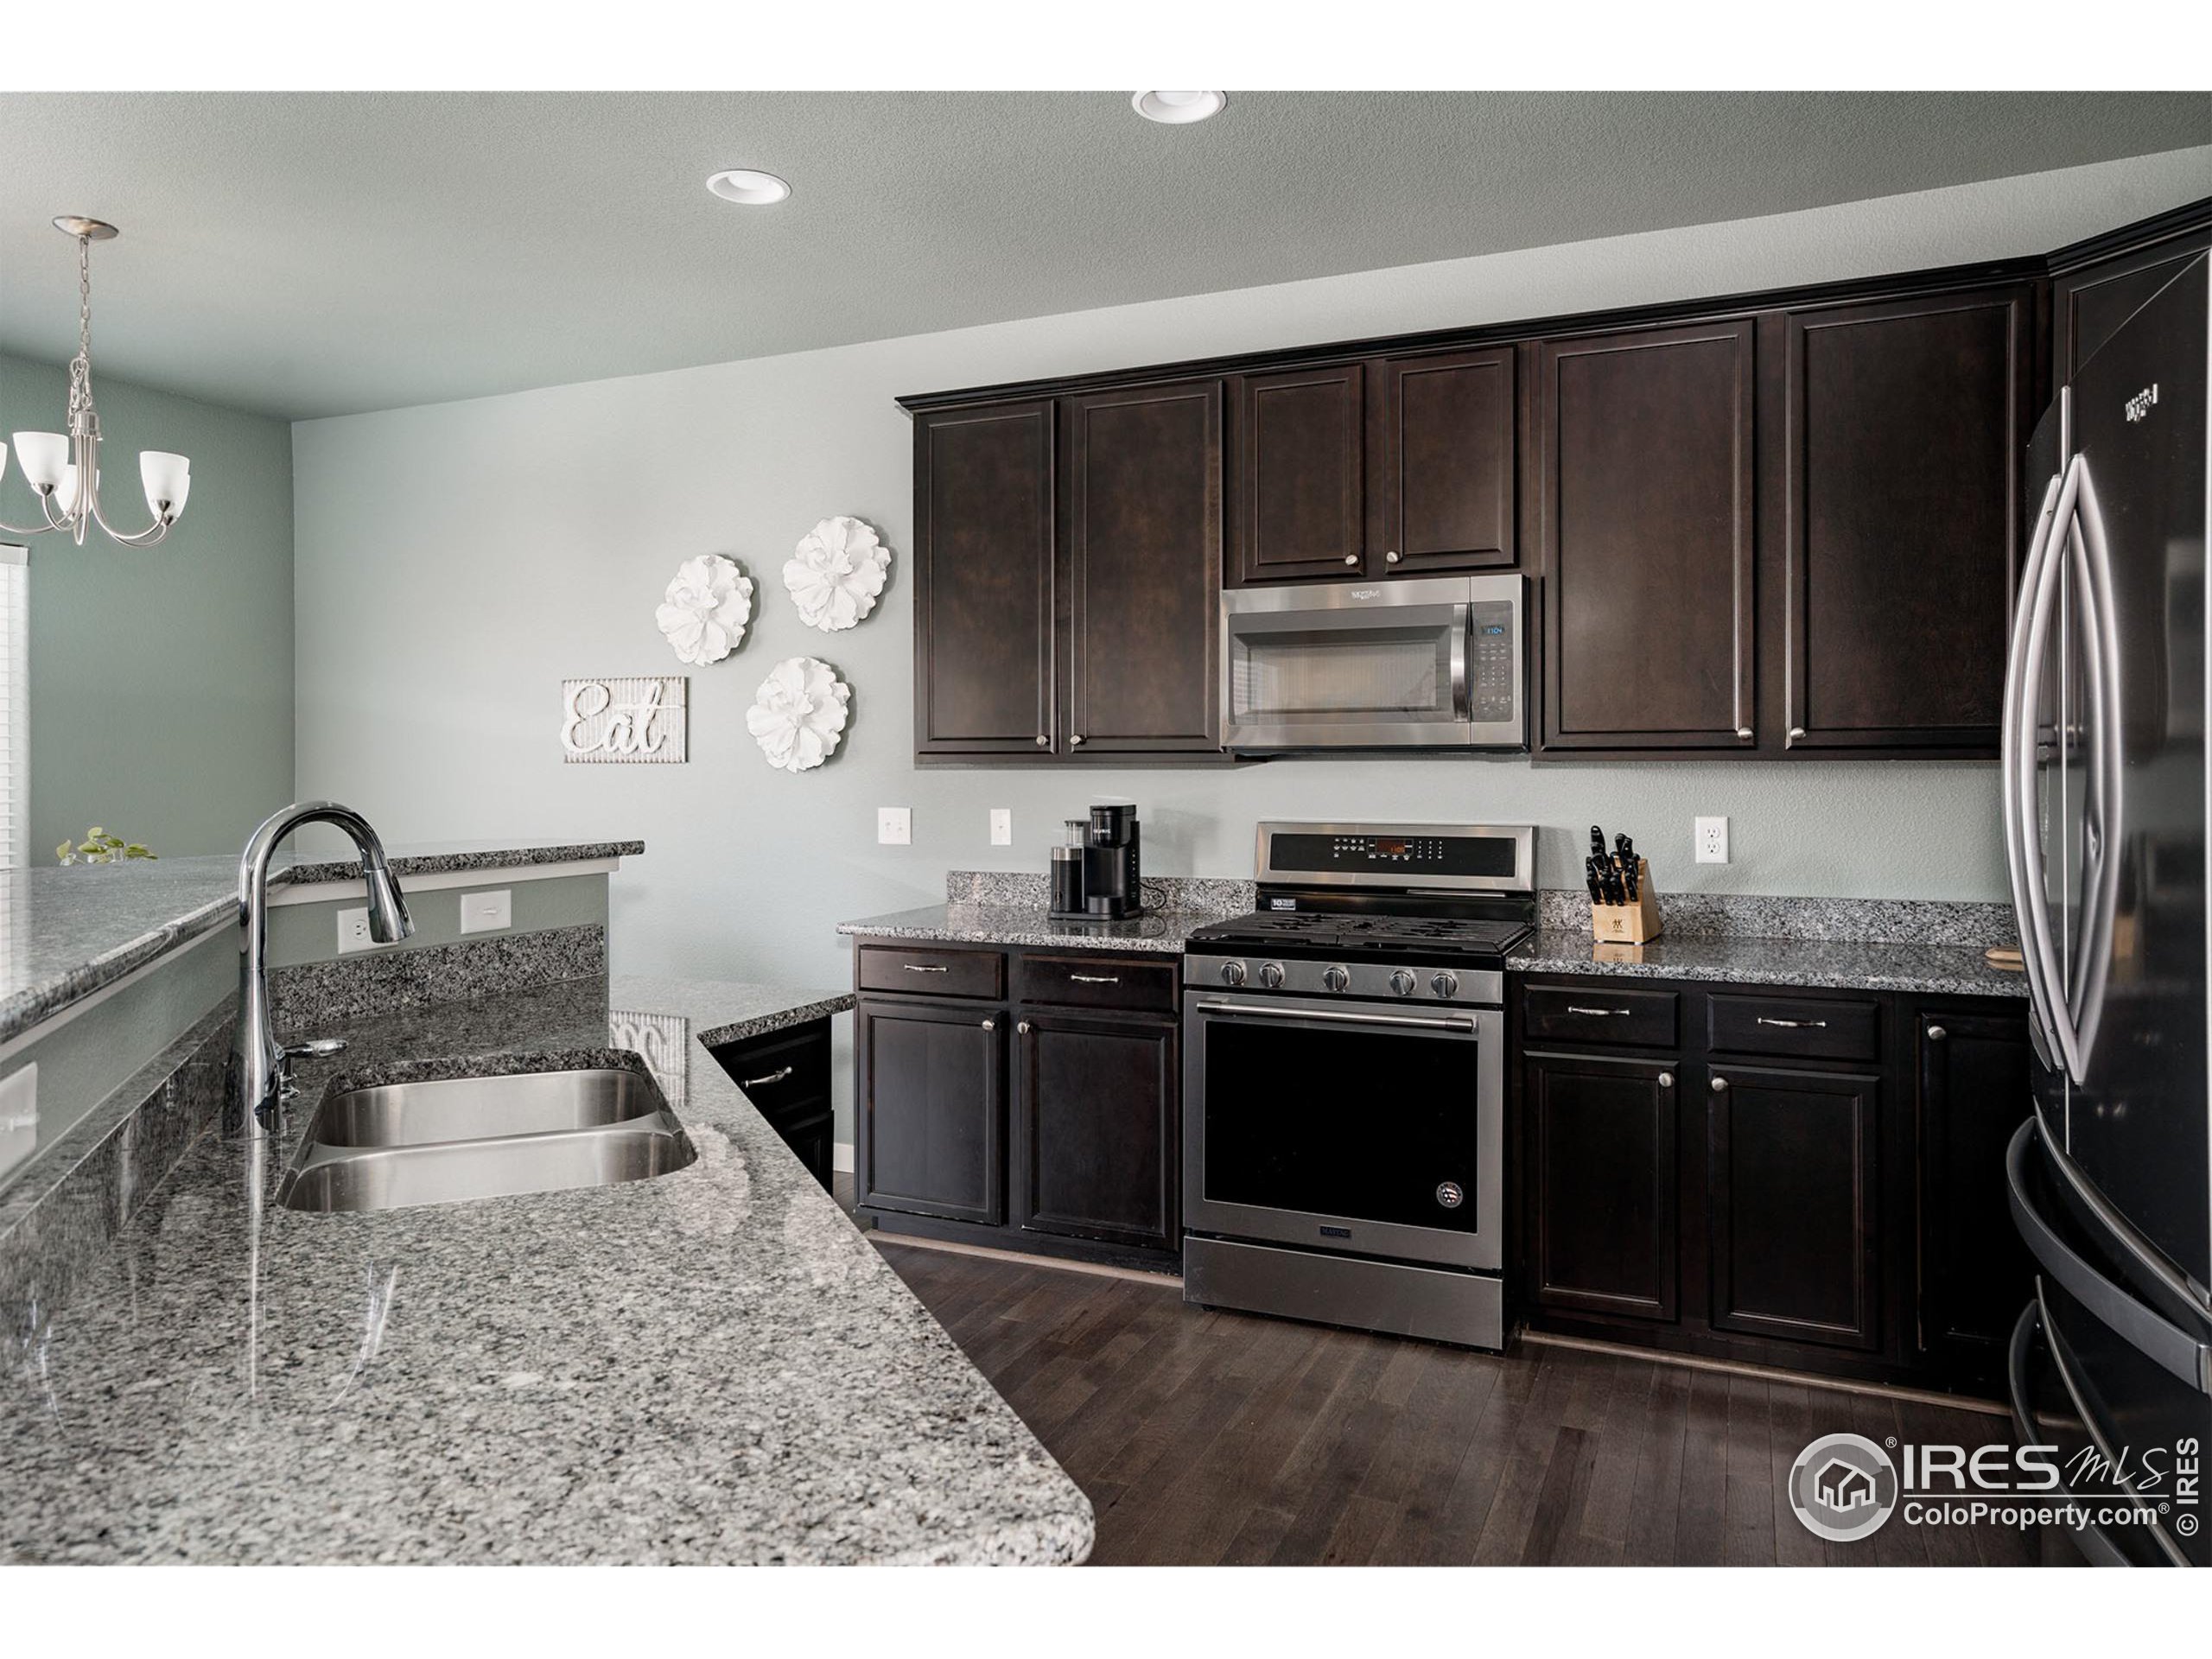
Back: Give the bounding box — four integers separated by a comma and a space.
67, 232, 94, 424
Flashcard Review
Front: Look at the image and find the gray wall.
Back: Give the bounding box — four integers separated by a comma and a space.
291, 149, 2212, 1136
0, 351, 296, 861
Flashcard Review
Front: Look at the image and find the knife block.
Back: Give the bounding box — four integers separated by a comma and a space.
1591, 861, 1662, 944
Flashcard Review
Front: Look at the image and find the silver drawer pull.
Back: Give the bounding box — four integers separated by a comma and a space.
902, 963, 950, 974
1756, 1016, 1827, 1029
1566, 1005, 1630, 1017
741, 1065, 795, 1088
1068, 973, 1121, 985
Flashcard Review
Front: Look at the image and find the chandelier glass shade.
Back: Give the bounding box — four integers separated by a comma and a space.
0, 218, 190, 548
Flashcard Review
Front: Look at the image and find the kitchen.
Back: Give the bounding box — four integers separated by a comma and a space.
2, 50, 2209, 1646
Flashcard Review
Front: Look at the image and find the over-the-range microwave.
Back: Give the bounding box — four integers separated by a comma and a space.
1218, 574, 1526, 752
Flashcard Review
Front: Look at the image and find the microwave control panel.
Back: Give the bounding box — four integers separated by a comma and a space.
1470, 601, 1516, 723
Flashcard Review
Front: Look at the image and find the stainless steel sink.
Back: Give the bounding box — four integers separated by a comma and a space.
278, 1063, 696, 1213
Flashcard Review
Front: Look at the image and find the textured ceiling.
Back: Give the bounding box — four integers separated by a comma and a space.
3, 90, 2209, 419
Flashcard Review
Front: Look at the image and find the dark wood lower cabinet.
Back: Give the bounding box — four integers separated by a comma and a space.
856, 996, 1006, 1226
1012, 1008, 1179, 1252
1707, 1061, 1882, 1352
854, 941, 1181, 1269
1523, 1052, 1679, 1322
709, 1016, 836, 1190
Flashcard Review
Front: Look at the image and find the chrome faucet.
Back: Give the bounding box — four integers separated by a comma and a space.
226, 801, 413, 1138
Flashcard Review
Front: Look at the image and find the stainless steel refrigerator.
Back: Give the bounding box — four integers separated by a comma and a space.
2005, 248, 2212, 1567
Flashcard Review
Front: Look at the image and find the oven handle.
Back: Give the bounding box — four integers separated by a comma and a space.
1193, 999, 1478, 1034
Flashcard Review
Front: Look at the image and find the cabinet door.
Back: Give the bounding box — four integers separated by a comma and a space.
1780, 287, 2031, 753
2055, 229, 2212, 381
1535, 320, 1758, 752
857, 998, 1006, 1224
1707, 1062, 1880, 1351
1376, 347, 1516, 575
1523, 1052, 1680, 1322
1915, 1008, 2037, 1374
1063, 380, 1224, 753
1011, 1008, 1178, 1251
913, 401, 1057, 755
1231, 363, 1365, 584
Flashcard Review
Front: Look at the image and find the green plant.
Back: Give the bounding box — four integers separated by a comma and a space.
57, 825, 156, 865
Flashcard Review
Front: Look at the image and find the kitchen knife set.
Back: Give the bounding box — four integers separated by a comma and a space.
1585, 825, 1641, 906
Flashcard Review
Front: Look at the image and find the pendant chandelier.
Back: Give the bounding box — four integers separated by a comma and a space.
0, 217, 190, 547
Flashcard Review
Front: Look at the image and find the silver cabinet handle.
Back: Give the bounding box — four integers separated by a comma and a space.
1016, 1020, 1032, 1034
1788, 726, 1806, 740
1384, 550, 1401, 564
1343, 554, 1360, 567
1927, 1024, 1947, 1041
1069, 973, 1120, 984
1710, 1075, 1729, 1092
981, 1017, 995, 1031
741, 1065, 795, 1088
1035, 734, 1050, 747
1657, 1071, 1674, 1090
903, 963, 950, 974
1070, 734, 1084, 746
1566, 1005, 1630, 1017
1755, 1016, 1827, 1029
1735, 727, 1754, 740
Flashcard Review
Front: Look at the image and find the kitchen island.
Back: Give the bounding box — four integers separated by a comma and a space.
0, 971, 1093, 1566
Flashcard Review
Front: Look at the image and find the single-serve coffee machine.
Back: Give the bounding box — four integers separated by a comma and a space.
1048, 799, 1144, 920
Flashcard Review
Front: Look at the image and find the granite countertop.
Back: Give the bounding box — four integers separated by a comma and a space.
0, 838, 645, 1047
1513, 929, 2027, 999
0, 972, 1092, 1566
838, 900, 1245, 955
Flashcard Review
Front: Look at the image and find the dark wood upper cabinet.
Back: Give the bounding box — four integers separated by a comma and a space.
2055, 223, 2212, 382
1707, 1060, 1881, 1352
1779, 286, 2032, 753
913, 401, 1057, 756
1063, 380, 1223, 753
1523, 1051, 1679, 1323
1011, 1007, 1179, 1252
1536, 319, 1758, 753
1231, 363, 1366, 583
1376, 347, 1516, 574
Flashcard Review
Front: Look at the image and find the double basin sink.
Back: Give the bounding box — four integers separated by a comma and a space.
277, 1058, 697, 1214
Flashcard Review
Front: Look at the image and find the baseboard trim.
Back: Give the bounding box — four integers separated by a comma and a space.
869, 1228, 1183, 1287
1517, 1328, 2010, 1418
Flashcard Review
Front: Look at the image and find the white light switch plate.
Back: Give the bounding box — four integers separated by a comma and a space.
877, 806, 912, 846
1694, 817, 1730, 865
460, 888, 512, 934
989, 808, 1012, 847
337, 906, 378, 954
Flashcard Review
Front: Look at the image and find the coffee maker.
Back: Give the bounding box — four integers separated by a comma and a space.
1047, 799, 1143, 920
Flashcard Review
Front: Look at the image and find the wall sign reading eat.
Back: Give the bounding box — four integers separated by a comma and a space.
561, 676, 687, 763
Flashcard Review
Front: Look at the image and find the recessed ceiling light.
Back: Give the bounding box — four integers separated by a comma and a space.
706, 168, 791, 206
1131, 91, 1227, 125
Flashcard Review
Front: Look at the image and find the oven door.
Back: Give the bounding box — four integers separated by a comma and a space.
1182, 989, 1502, 1271
1218, 575, 1523, 751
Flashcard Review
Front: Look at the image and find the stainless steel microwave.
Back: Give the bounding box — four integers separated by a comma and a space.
1219, 574, 1526, 752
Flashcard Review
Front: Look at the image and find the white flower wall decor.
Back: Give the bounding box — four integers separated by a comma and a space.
747, 656, 851, 773
657, 554, 753, 664
784, 516, 891, 632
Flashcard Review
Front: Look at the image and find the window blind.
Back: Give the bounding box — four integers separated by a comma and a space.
0, 546, 25, 870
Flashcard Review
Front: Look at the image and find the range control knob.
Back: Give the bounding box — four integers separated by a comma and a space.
1220, 960, 1247, 988
1389, 969, 1417, 997
1322, 965, 1351, 993
1257, 963, 1285, 989
1430, 970, 1459, 1000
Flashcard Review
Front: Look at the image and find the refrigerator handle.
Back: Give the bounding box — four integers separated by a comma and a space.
2066, 461, 2125, 1071
2002, 461, 2075, 1076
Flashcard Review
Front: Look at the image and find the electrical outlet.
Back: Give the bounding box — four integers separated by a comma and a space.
336, 906, 378, 953
459, 888, 512, 935
877, 806, 912, 846
989, 808, 1012, 847
1694, 817, 1730, 865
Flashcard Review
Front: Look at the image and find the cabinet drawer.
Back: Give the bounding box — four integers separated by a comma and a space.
1015, 952, 1177, 1013
1707, 992, 1880, 1062
857, 944, 1006, 1001
714, 1020, 831, 1123
1522, 984, 1678, 1049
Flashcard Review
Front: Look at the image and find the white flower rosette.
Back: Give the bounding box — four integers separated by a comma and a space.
784, 516, 890, 632
656, 554, 753, 664
747, 656, 851, 772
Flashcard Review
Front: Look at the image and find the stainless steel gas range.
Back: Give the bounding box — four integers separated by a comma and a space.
1180, 819, 1535, 1350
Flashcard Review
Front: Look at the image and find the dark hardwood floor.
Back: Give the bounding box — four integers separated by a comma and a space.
833, 1180, 2034, 1567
